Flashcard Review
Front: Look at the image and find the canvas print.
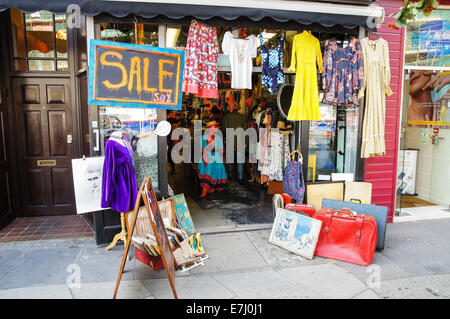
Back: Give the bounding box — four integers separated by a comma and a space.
72, 157, 108, 214
171, 194, 196, 235
269, 208, 322, 259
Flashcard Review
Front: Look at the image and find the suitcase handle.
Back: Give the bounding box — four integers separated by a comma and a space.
334, 208, 356, 217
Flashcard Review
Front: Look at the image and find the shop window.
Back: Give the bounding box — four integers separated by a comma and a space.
405, 8, 450, 67
97, 22, 160, 187
9, 8, 68, 72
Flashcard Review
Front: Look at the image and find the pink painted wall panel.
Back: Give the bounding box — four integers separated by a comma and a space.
363, 0, 405, 222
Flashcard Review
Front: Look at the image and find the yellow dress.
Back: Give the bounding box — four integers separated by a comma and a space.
287, 31, 323, 121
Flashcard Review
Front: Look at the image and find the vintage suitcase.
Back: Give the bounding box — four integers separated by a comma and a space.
312, 208, 378, 266
280, 193, 293, 205
285, 203, 316, 217
321, 198, 388, 250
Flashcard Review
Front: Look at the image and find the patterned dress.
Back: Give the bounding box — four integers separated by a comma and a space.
322, 37, 364, 106
182, 20, 219, 99
259, 34, 285, 93
198, 133, 227, 193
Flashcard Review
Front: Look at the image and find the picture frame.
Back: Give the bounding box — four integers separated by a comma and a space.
269, 208, 322, 260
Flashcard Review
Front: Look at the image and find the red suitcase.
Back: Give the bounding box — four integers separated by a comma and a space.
312, 208, 378, 266
285, 203, 316, 217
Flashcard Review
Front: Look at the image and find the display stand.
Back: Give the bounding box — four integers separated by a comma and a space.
105, 212, 127, 251
113, 177, 178, 299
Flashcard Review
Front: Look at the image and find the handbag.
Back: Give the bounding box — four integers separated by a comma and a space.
282, 150, 305, 203
312, 208, 378, 266
267, 181, 284, 195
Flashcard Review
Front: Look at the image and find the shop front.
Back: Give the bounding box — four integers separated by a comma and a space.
0, 0, 396, 245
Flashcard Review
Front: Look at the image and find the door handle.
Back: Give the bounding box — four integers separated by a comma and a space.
67, 134, 73, 144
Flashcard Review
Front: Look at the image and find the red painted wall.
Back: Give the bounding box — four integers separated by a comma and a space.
364, 0, 405, 222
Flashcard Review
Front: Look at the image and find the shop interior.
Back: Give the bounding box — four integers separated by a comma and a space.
95, 18, 362, 232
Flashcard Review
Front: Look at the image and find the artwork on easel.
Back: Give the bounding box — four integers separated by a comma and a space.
113, 177, 178, 299
171, 194, 196, 236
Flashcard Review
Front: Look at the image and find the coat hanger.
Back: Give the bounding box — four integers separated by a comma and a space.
368, 29, 380, 40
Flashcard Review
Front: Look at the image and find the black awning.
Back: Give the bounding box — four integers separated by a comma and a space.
0, 0, 380, 29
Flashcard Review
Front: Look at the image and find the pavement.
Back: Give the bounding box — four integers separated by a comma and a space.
0, 217, 450, 299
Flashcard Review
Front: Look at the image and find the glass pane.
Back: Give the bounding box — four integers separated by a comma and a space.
100, 22, 158, 46
14, 59, 27, 71
405, 9, 450, 67
28, 59, 55, 71
10, 8, 26, 58
55, 14, 68, 58
98, 107, 159, 188
25, 10, 55, 58
308, 103, 337, 182
57, 60, 68, 71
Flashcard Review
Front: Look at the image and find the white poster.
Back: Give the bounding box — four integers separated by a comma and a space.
72, 157, 107, 214
396, 150, 418, 195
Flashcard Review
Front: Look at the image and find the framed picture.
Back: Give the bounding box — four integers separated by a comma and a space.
269, 208, 322, 260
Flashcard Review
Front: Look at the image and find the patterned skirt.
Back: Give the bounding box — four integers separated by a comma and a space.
198, 161, 227, 193
182, 20, 219, 99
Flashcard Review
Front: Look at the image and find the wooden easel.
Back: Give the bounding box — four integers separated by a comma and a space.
113, 177, 178, 299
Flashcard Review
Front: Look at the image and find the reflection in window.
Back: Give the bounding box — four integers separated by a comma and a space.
405, 9, 450, 67
10, 8, 68, 71
100, 22, 158, 46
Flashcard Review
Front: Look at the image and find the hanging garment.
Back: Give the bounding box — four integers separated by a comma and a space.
287, 31, 323, 121
283, 159, 305, 203
322, 37, 364, 106
101, 138, 138, 213
222, 31, 259, 89
267, 130, 290, 181
360, 37, 392, 158
182, 20, 219, 99
198, 133, 228, 193
257, 126, 271, 176
259, 34, 285, 93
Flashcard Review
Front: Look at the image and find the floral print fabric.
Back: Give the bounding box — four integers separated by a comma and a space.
182, 20, 219, 99
283, 160, 305, 203
322, 37, 364, 107
259, 34, 285, 93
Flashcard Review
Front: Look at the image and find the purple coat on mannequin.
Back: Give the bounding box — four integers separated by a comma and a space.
101, 139, 138, 213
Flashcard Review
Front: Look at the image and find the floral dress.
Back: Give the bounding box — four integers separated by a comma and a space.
322, 37, 364, 107
182, 20, 219, 99
259, 34, 285, 93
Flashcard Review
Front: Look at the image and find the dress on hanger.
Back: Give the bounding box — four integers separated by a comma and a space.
259, 34, 285, 93
101, 137, 138, 213
287, 31, 323, 121
359, 37, 392, 158
182, 20, 219, 99
222, 31, 259, 89
322, 37, 364, 106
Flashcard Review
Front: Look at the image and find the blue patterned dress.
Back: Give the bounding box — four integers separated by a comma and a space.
259, 34, 285, 93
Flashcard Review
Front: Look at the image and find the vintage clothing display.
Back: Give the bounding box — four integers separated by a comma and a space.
359, 37, 392, 158
101, 135, 138, 213
322, 37, 364, 106
287, 31, 323, 121
259, 34, 285, 93
282, 157, 306, 203
197, 132, 228, 194
182, 20, 219, 99
222, 31, 259, 89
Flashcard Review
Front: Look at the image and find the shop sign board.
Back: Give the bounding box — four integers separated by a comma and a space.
88, 40, 185, 110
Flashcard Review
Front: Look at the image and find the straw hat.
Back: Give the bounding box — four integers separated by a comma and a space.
206, 120, 219, 128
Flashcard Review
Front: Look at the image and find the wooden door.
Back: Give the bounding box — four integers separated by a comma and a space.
0, 74, 14, 228
13, 77, 76, 216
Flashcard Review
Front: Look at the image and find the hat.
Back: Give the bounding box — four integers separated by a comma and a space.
206, 120, 219, 128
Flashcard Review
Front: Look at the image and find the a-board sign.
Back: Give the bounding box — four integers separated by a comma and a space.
88, 40, 185, 110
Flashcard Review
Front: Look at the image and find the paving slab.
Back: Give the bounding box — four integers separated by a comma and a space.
353, 289, 381, 299
70, 280, 151, 299
143, 274, 236, 299
246, 229, 328, 269
213, 269, 298, 299
374, 274, 450, 299
277, 263, 368, 299
0, 284, 72, 299
270, 283, 324, 299
0, 249, 27, 287
188, 232, 268, 274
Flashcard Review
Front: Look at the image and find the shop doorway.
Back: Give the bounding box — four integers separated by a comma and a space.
395, 69, 450, 221
12, 77, 76, 216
